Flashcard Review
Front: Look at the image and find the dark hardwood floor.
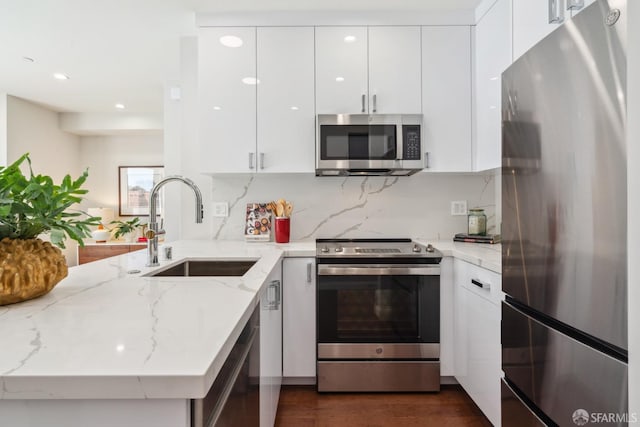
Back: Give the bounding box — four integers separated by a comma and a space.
275, 385, 492, 427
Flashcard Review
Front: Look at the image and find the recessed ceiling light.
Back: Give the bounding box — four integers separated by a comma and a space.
115, 103, 125, 109
344, 35, 356, 43
220, 35, 243, 48
53, 73, 69, 80
335, 77, 345, 82
242, 77, 259, 85
213, 106, 222, 111
290, 106, 299, 111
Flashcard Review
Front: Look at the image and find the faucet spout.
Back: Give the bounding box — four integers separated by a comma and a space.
146, 175, 203, 267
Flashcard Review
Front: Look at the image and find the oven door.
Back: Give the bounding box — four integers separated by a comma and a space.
317, 264, 440, 346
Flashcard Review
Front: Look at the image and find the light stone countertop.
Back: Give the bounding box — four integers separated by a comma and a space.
0, 238, 498, 401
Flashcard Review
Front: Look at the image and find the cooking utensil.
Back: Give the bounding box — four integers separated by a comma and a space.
284, 202, 293, 217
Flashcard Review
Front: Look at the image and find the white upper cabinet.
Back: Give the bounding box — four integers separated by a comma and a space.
199, 26, 315, 174
512, 0, 563, 61
199, 27, 256, 173
421, 26, 472, 172
257, 27, 315, 173
513, 0, 597, 61
315, 27, 368, 114
473, 0, 512, 171
315, 26, 421, 114
368, 26, 422, 114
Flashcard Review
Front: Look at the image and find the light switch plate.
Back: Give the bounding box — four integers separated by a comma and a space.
212, 202, 229, 217
451, 200, 468, 216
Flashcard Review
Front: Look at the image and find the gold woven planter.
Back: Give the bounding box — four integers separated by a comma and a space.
0, 238, 68, 305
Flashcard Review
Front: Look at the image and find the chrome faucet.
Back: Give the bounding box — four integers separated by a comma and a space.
146, 175, 203, 266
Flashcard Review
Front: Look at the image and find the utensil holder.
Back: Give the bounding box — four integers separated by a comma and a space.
275, 217, 290, 243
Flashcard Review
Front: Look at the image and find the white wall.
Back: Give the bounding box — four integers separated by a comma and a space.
627, 0, 639, 417
78, 134, 163, 217
6, 96, 82, 265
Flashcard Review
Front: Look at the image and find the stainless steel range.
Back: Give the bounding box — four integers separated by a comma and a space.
315, 238, 442, 392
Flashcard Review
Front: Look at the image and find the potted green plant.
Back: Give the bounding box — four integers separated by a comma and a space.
110, 217, 144, 242
0, 153, 100, 305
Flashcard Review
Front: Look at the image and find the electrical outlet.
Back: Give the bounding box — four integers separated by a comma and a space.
451, 200, 468, 216
212, 202, 229, 218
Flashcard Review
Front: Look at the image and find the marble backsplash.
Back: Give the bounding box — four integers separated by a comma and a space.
209, 172, 497, 241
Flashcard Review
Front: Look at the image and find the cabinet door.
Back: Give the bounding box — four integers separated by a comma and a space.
421, 26, 472, 171
260, 262, 282, 427
512, 0, 561, 61
462, 287, 501, 426
282, 258, 316, 380
199, 27, 257, 173
368, 26, 422, 114
257, 27, 315, 173
315, 27, 368, 114
474, 0, 512, 171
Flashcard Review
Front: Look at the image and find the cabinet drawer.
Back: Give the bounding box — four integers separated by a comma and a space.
454, 259, 502, 305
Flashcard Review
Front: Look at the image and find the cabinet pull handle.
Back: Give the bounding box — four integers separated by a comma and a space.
548, 0, 565, 23
248, 152, 255, 170
259, 152, 265, 170
306, 262, 312, 283
265, 280, 280, 310
567, 0, 584, 10
471, 278, 491, 290
425, 152, 430, 169
361, 94, 366, 113
373, 94, 377, 113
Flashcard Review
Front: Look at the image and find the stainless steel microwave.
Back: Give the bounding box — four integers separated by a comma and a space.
316, 114, 424, 176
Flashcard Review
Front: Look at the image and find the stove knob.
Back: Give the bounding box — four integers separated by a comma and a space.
334, 246, 343, 253
321, 246, 330, 253
412, 244, 422, 253
426, 244, 435, 253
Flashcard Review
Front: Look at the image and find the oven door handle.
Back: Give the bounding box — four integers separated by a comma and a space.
317, 265, 440, 276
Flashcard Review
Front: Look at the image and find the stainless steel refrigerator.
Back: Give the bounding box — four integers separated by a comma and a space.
501, 0, 628, 425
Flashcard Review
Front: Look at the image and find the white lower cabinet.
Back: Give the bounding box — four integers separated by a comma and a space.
454, 259, 501, 426
260, 261, 283, 427
282, 258, 316, 383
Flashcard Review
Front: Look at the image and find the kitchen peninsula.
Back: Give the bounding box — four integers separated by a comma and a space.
0, 240, 310, 427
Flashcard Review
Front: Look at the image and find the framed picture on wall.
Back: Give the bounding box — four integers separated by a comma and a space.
118, 166, 164, 217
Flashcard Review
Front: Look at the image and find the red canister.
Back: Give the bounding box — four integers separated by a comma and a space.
274, 217, 290, 243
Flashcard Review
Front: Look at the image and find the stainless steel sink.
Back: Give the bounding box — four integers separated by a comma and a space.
148, 260, 257, 277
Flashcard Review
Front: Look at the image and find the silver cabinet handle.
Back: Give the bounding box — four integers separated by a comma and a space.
425, 152, 430, 169
567, 0, 583, 10
372, 94, 377, 113
248, 152, 255, 170
306, 262, 312, 283
471, 278, 491, 290
548, 0, 565, 23
264, 279, 281, 310
259, 152, 265, 170
361, 94, 366, 113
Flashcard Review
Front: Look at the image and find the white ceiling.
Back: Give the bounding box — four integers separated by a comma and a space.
0, 0, 483, 115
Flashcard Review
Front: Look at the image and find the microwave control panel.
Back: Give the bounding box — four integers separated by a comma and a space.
402, 125, 421, 160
